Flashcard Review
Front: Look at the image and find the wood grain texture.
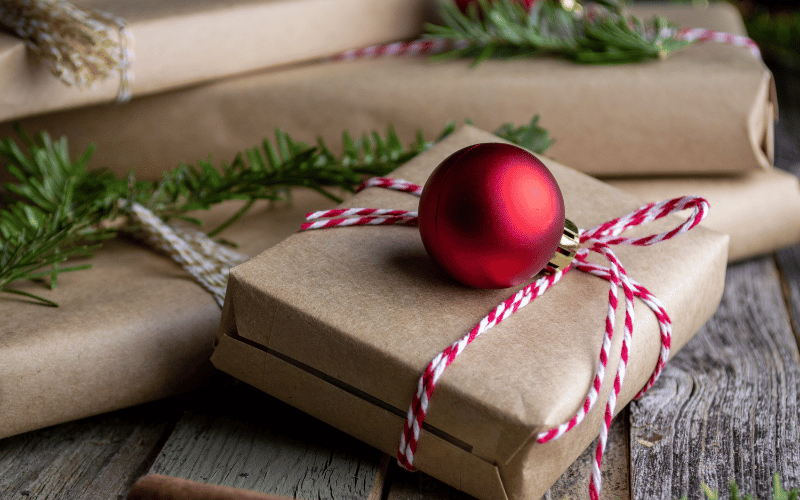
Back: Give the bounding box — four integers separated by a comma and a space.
149, 376, 386, 500
546, 412, 630, 500
385, 465, 473, 500
770, 63, 800, 170
629, 257, 800, 499
777, 244, 800, 350
385, 411, 630, 500
0, 396, 183, 500
773, 62, 800, 349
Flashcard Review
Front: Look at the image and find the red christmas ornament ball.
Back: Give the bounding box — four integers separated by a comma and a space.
418, 143, 565, 289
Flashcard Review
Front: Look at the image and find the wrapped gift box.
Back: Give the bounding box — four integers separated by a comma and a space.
0, 3, 774, 178
0, 0, 427, 122
211, 125, 729, 500
0, 191, 335, 439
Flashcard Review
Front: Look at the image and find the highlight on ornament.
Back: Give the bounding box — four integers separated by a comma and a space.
418, 143, 578, 288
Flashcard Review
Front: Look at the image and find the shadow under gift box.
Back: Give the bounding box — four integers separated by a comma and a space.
0, 3, 774, 179
211, 126, 730, 500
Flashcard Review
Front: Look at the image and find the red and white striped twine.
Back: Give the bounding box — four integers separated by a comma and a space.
332, 39, 470, 61
302, 177, 709, 500
676, 27, 761, 59
331, 28, 761, 62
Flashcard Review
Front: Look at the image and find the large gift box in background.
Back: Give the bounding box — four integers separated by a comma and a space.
0, 3, 774, 177
0, 192, 336, 439
0, 0, 427, 121
211, 126, 729, 500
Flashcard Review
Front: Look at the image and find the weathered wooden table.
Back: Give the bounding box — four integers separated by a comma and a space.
2, 65, 799, 500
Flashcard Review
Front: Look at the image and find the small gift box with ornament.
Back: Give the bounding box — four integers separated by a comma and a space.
212, 125, 729, 500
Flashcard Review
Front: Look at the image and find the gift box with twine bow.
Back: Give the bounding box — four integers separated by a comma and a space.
212, 125, 729, 500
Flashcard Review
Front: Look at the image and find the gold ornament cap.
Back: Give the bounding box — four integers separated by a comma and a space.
546, 219, 579, 272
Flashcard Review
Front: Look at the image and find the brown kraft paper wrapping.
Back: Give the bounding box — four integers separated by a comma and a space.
0, 0, 427, 122
0, 191, 337, 439
211, 126, 729, 500
609, 169, 800, 262
0, 3, 775, 179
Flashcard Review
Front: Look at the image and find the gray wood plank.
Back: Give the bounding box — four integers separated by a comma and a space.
385, 465, 473, 500
777, 244, 800, 349
149, 375, 386, 500
629, 257, 800, 500
770, 64, 800, 170
385, 410, 631, 500
0, 396, 183, 500
546, 412, 630, 500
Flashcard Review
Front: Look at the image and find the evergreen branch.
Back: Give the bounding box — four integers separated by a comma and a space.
0, 207, 109, 306
207, 199, 255, 238
426, 0, 692, 65
0, 287, 60, 308
493, 115, 553, 153
1, 117, 551, 305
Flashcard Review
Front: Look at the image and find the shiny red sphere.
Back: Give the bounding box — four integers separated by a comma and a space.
418, 143, 565, 289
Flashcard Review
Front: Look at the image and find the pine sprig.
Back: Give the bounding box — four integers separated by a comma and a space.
426, 0, 692, 65
123, 124, 460, 234
493, 115, 553, 153
0, 208, 111, 306
1, 118, 551, 305
0, 128, 118, 306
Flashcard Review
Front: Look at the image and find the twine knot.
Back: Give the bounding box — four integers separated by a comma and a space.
124, 201, 247, 307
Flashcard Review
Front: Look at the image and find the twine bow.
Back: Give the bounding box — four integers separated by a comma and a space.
302, 177, 708, 500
